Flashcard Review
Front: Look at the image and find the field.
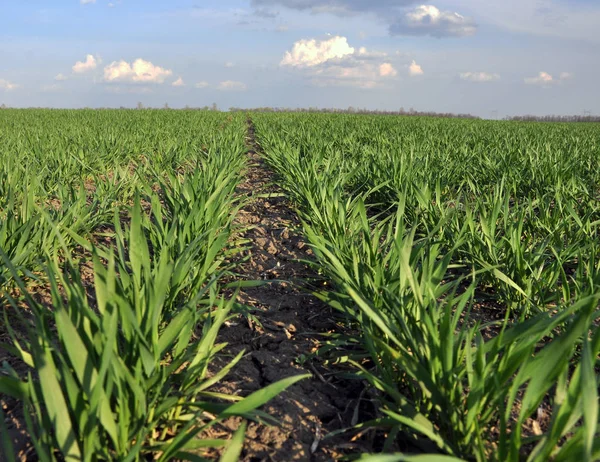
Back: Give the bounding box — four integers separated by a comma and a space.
1, 109, 599, 461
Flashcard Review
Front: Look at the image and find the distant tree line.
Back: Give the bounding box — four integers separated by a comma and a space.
505, 114, 600, 123
1, 103, 597, 123
228, 106, 481, 119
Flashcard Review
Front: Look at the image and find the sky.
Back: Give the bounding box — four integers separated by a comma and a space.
0, 0, 599, 117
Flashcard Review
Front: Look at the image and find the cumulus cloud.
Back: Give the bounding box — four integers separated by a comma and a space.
0, 79, 20, 91
72, 54, 98, 73
172, 77, 185, 87
525, 71, 560, 86
525, 71, 572, 86
280, 36, 355, 67
55, 73, 68, 81
80, 0, 96, 4
195, 81, 210, 88
314, 60, 397, 87
217, 80, 247, 91
379, 62, 397, 77
409, 60, 423, 76
460, 71, 500, 82
282, 36, 400, 88
525, 71, 554, 85
104, 59, 173, 83
390, 5, 477, 37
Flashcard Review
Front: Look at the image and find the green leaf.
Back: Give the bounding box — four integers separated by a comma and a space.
580, 335, 598, 460
34, 341, 82, 461
0, 376, 28, 400
221, 374, 310, 417
219, 421, 247, 462
357, 455, 465, 462
0, 406, 16, 462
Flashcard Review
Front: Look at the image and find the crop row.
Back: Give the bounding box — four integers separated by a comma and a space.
0, 110, 303, 461
253, 113, 600, 461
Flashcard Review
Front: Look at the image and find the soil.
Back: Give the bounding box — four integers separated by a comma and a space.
207, 119, 371, 461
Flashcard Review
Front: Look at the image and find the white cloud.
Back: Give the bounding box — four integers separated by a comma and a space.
72, 54, 98, 73
80, 0, 96, 4
282, 37, 399, 88
310, 59, 396, 88
55, 73, 68, 81
390, 5, 477, 38
104, 59, 173, 83
195, 81, 210, 88
172, 77, 185, 87
379, 62, 397, 77
460, 72, 500, 82
217, 80, 247, 91
409, 60, 424, 76
225, 62, 235, 68
280, 36, 354, 67
0, 79, 20, 91
525, 71, 572, 86
524, 71, 554, 85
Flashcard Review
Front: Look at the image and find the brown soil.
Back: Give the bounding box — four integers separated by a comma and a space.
208, 119, 371, 461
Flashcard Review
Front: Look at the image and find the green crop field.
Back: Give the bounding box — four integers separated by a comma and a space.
1, 109, 599, 461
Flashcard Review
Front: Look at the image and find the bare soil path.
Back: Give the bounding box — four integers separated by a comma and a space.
211, 118, 367, 461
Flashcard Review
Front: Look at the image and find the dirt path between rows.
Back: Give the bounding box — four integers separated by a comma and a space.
211, 119, 369, 461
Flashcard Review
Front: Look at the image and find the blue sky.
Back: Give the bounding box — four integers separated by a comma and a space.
0, 0, 599, 117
